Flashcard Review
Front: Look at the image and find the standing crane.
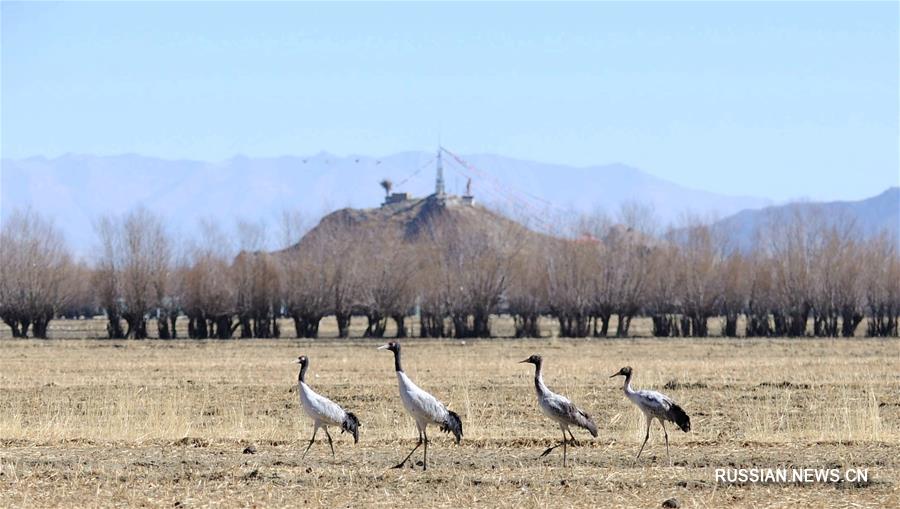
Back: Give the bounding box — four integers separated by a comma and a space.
294, 355, 360, 459
610, 366, 691, 465
520, 354, 598, 466
378, 341, 463, 470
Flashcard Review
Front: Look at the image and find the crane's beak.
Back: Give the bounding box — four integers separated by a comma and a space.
377, 344, 390, 350
293, 359, 301, 364
609, 372, 621, 378
518, 359, 529, 363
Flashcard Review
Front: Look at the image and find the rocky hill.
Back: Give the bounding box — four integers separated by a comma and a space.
285, 191, 540, 253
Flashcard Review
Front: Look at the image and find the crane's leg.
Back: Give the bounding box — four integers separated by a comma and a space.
393, 427, 423, 469
422, 427, 429, 471
302, 425, 319, 460
567, 428, 580, 446
662, 420, 670, 466
540, 439, 561, 457
541, 425, 569, 460
324, 427, 335, 458
635, 416, 651, 461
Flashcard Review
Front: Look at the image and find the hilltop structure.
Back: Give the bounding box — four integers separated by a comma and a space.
284, 148, 541, 256
382, 148, 475, 209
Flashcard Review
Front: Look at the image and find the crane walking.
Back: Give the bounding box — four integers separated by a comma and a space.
610, 366, 691, 465
294, 355, 360, 459
378, 341, 463, 470
520, 354, 598, 466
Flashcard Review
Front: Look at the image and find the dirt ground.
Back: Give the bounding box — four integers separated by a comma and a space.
1, 332, 898, 507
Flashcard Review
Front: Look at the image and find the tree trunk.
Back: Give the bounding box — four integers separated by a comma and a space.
691, 315, 708, 337
335, 312, 351, 338
106, 312, 125, 339
32, 312, 53, 339
392, 314, 407, 338
420, 312, 445, 338
514, 313, 540, 338
291, 313, 322, 338
746, 312, 771, 337
239, 316, 253, 338
615, 314, 632, 337
651, 314, 670, 337
680, 316, 692, 337
472, 310, 491, 338
3, 317, 23, 338
364, 313, 387, 338
594, 312, 611, 337
157, 315, 171, 339
723, 313, 739, 337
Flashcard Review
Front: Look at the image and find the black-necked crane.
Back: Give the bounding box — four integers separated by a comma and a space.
294, 355, 360, 459
520, 354, 598, 466
378, 341, 463, 470
610, 366, 691, 465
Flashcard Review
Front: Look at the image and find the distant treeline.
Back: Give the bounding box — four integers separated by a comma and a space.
1, 204, 897, 340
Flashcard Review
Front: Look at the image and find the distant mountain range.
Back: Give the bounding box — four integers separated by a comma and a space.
709, 186, 899, 251
1, 152, 895, 254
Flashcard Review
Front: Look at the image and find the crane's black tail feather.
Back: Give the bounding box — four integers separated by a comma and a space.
668, 404, 691, 432
576, 408, 599, 438
342, 412, 360, 444
440, 410, 463, 444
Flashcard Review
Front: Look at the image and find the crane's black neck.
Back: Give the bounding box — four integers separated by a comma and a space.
298, 362, 308, 384
532, 360, 545, 393
392, 347, 403, 373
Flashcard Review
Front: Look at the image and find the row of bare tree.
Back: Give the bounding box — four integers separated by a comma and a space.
508, 211, 900, 339
1, 206, 898, 339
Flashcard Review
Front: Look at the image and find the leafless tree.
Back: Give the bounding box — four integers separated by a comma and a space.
417, 240, 450, 338
767, 208, 819, 337
809, 217, 864, 337
743, 239, 775, 337
671, 221, 723, 337
0, 209, 73, 338
58, 261, 98, 319
285, 216, 363, 338
545, 232, 595, 337
356, 229, 417, 338
863, 233, 900, 337
278, 211, 328, 338
506, 243, 548, 337
94, 208, 170, 339
719, 250, 748, 337
280, 247, 329, 338
605, 212, 653, 337
180, 220, 237, 339
233, 221, 280, 338
645, 243, 680, 337
326, 225, 363, 338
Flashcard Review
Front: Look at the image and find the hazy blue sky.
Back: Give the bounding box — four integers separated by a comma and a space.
2, 2, 897, 201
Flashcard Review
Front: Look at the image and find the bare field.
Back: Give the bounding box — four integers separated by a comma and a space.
1, 333, 898, 508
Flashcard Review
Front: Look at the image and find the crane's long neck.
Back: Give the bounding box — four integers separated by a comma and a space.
622, 373, 635, 395
393, 347, 403, 373
298, 362, 308, 384
533, 361, 548, 396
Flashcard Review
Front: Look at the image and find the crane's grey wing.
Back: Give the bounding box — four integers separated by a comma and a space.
636, 390, 674, 414
398, 372, 450, 424
306, 388, 347, 425
409, 386, 450, 424
637, 389, 691, 431
546, 393, 598, 437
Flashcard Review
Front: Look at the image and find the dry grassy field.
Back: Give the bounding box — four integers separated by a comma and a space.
1, 320, 898, 508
